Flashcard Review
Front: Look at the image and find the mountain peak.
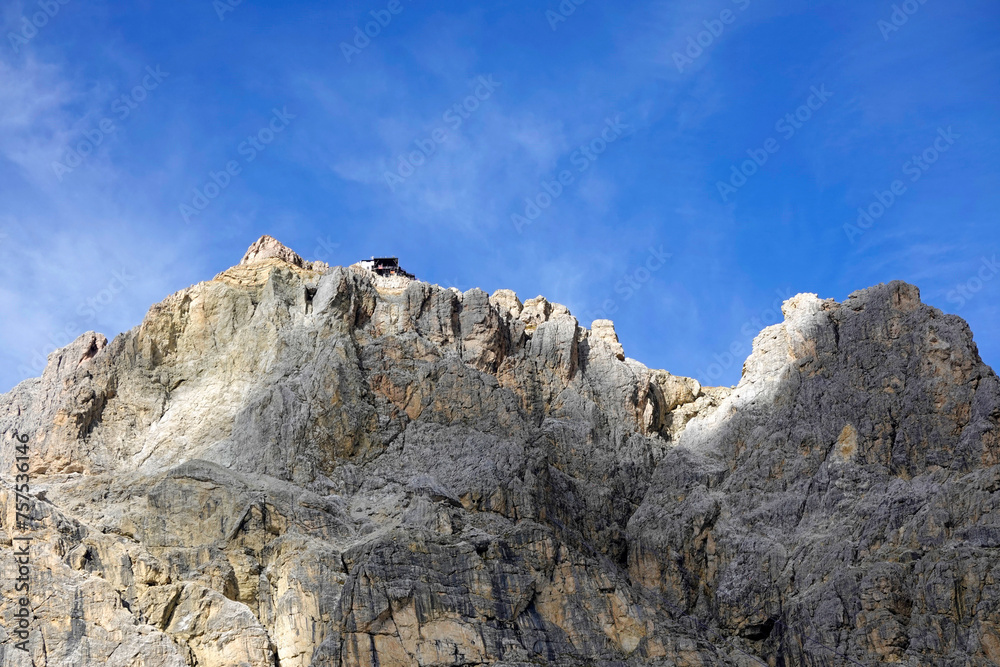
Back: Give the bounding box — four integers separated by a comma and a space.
240, 235, 307, 268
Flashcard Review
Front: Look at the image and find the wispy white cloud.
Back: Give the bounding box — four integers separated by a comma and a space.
0, 55, 205, 392
1, 0, 997, 394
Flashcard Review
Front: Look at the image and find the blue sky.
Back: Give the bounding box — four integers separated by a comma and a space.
1, 0, 997, 392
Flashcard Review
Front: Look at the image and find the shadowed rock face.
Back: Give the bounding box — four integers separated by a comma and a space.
1, 237, 997, 666
629, 286, 1000, 665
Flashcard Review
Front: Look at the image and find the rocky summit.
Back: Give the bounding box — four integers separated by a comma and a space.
2, 236, 999, 667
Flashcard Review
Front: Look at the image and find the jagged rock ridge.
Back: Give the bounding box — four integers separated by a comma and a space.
0, 236, 997, 666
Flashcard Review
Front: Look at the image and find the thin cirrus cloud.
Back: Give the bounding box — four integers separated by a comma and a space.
0, 56, 207, 391
0, 0, 997, 394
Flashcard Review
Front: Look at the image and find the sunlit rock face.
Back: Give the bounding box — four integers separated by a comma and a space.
2, 237, 998, 666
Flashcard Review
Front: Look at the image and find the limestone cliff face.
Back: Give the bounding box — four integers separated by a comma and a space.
1, 237, 997, 666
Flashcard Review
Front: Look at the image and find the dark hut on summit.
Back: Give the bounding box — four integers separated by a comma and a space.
358, 257, 416, 280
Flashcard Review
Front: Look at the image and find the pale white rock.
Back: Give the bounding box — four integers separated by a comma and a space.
489, 288, 522, 320
591, 319, 626, 361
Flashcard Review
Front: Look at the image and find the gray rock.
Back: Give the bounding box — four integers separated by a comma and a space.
1, 238, 997, 666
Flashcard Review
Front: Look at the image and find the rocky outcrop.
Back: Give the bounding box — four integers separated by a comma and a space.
629, 285, 1000, 665
242, 234, 330, 272
1, 237, 997, 666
